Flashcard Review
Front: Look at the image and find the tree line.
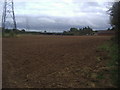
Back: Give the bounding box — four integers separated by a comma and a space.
3, 26, 95, 36
63, 26, 94, 35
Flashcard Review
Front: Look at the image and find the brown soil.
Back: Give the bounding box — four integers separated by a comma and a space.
2, 35, 114, 88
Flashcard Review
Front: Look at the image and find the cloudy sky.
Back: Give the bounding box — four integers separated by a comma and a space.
0, 0, 116, 32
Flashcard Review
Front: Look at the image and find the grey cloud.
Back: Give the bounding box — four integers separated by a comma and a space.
16, 14, 110, 32
83, 2, 100, 7
74, 2, 108, 13
0, 0, 112, 32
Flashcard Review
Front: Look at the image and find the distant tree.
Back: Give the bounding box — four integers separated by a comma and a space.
107, 28, 111, 31
79, 28, 82, 31
44, 30, 47, 33
21, 29, 25, 32
111, 27, 115, 31
70, 28, 78, 32
63, 27, 93, 36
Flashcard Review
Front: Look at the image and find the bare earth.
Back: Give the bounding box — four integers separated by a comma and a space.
2, 35, 114, 88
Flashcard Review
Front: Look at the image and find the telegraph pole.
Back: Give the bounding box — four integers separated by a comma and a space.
2, 0, 17, 33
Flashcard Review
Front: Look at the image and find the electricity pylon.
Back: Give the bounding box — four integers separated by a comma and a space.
2, 0, 17, 31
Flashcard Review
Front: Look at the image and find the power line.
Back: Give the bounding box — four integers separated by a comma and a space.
2, 0, 17, 31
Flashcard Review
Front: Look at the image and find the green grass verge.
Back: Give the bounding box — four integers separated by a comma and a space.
2, 32, 17, 38
98, 38, 118, 87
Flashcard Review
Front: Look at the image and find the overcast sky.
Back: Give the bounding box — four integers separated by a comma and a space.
0, 0, 116, 32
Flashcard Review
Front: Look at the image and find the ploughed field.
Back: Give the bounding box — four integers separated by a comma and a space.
3, 35, 113, 88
